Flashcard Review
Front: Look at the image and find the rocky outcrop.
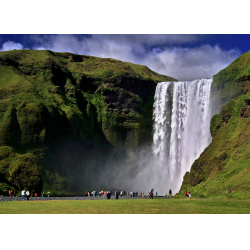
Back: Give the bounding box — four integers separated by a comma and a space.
212, 50, 250, 106
221, 106, 231, 123
239, 99, 250, 118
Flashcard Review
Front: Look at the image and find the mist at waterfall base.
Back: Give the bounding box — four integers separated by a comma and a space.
84, 78, 216, 196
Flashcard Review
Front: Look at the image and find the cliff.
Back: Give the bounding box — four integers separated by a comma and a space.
212, 50, 250, 105
0, 49, 176, 195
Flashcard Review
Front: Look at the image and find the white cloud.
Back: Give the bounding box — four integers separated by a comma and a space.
90, 34, 202, 46
0, 41, 24, 51
32, 35, 89, 54
143, 45, 241, 80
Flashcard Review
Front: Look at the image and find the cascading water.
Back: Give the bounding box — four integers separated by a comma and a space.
152, 79, 213, 193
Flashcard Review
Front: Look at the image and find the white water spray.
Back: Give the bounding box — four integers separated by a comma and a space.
152, 79, 213, 193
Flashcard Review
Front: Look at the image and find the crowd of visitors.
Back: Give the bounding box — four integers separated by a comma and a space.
7, 187, 179, 199
9, 189, 46, 200
85, 189, 160, 199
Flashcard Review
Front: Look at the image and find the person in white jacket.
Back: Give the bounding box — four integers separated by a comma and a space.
26, 190, 30, 200
21, 190, 26, 200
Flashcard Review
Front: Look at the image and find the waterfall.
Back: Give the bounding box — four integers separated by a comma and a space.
152, 79, 213, 193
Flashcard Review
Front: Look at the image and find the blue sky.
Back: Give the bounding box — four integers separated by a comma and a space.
0, 34, 248, 81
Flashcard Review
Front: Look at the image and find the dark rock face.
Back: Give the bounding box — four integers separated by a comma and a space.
240, 99, 250, 118
221, 106, 231, 122
190, 159, 206, 186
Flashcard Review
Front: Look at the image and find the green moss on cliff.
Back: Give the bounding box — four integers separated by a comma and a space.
213, 50, 250, 104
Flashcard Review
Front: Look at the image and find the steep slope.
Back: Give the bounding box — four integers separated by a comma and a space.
212, 50, 250, 105
0, 49, 176, 195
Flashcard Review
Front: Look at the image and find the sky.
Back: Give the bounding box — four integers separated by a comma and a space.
0, 34, 249, 81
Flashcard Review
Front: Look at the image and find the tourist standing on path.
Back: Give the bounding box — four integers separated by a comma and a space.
169, 189, 172, 198
107, 191, 111, 199
21, 189, 26, 200
26, 190, 30, 200
116, 191, 119, 199
41, 191, 44, 197
47, 191, 50, 197
150, 188, 154, 199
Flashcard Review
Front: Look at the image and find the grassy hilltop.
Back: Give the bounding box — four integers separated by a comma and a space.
0, 49, 176, 196
212, 50, 250, 105
178, 50, 250, 199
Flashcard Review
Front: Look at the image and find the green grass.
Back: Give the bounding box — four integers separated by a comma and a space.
1, 198, 250, 214
213, 49, 250, 103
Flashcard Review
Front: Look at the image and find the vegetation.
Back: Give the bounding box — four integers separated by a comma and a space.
177, 89, 250, 199
212, 50, 250, 105
1, 198, 250, 214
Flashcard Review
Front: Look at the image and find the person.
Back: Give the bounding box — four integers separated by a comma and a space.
13, 192, 16, 197
86, 191, 88, 197
34, 193, 37, 197
169, 189, 172, 198
116, 191, 119, 199
26, 190, 30, 200
189, 191, 191, 199
41, 190, 44, 197
9, 190, 11, 197
156, 192, 157, 197
107, 191, 111, 199
150, 188, 154, 199
21, 189, 26, 200
47, 191, 50, 197
185, 191, 188, 197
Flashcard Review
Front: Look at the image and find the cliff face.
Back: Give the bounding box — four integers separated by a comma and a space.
0, 49, 176, 195
212, 50, 250, 106
178, 50, 250, 199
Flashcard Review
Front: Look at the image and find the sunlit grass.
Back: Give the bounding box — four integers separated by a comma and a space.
1, 198, 250, 214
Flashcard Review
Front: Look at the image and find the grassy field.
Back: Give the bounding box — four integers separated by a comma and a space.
1, 198, 250, 214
